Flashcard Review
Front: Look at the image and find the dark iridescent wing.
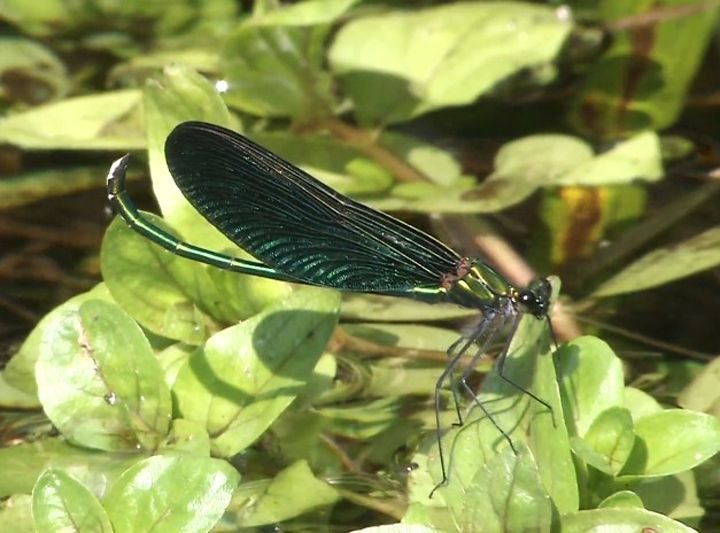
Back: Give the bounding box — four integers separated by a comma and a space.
165, 121, 463, 295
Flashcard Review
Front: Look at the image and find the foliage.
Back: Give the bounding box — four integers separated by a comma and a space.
1, 1, 720, 531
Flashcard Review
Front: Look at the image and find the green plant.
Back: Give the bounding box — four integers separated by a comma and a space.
1, 1, 720, 531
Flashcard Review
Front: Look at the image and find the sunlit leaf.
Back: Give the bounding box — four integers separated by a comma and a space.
330, 2, 571, 124
678, 357, 720, 418
4, 284, 113, 397
103, 455, 238, 533
100, 217, 211, 344
594, 226, 720, 297
583, 407, 635, 475
569, 2, 720, 138
561, 507, 696, 532
173, 288, 340, 457
0, 438, 142, 499
557, 336, 624, 437
221, 24, 334, 121
0, 494, 33, 532
32, 469, 112, 533
597, 490, 644, 509
36, 300, 172, 451
143, 63, 235, 248
558, 131, 663, 185
461, 446, 552, 532
254, 0, 360, 26
231, 461, 339, 527
621, 409, 720, 477
0, 90, 143, 149
252, 131, 393, 196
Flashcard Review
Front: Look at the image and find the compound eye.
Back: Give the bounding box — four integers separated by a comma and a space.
518, 287, 548, 317
518, 289, 536, 307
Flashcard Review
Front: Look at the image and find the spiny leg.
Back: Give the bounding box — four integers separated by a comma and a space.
456, 313, 517, 454
429, 348, 469, 498
443, 316, 495, 428
446, 311, 502, 427
429, 312, 497, 498
443, 336, 468, 427
494, 314, 556, 427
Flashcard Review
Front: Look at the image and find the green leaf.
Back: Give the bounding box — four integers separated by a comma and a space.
0, 0, 70, 36
0, 0, 225, 39
368, 178, 477, 214
100, 216, 211, 344
143, 64, 235, 249
270, 411, 335, 472
598, 490, 644, 509
345, 322, 461, 353
633, 471, 704, 526
103, 455, 238, 533
0, 371, 39, 408
36, 300, 172, 451
402, 498, 455, 532
293, 352, 336, 408
319, 397, 403, 439
623, 387, 663, 420
593, 225, 720, 297
173, 288, 341, 457
221, 24, 334, 120
678, 356, 720, 417
0, 37, 68, 104
0, 166, 120, 210
231, 461, 339, 527
343, 323, 468, 398
460, 446, 553, 532
0, 89, 143, 149
535, 183, 647, 269
474, 134, 594, 211
5, 283, 113, 397
341, 293, 474, 322
569, 2, 720, 138
252, 131, 393, 196
32, 469, 112, 533
621, 409, 720, 477
349, 526, 434, 533
0, 495, 33, 532
254, 0, 360, 26
464, 132, 662, 214
557, 336, 625, 437
570, 435, 617, 477
379, 131, 462, 187
368, 362, 448, 398
330, 2, 571, 124
159, 419, 211, 456
156, 343, 194, 388
558, 131, 663, 185
561, 508, 696, 532
165, 237, 293, 325
109, 49, 221, 85
583, 407, 635, 475
0, 438, 143, 499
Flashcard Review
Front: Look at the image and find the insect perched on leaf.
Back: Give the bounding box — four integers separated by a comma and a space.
106, 121, 555, 495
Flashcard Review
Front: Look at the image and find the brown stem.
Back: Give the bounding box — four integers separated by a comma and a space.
605, 1, 718, 32
322, 118, 430, 183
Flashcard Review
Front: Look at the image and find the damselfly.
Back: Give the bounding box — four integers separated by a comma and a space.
106, 121, 554, 494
